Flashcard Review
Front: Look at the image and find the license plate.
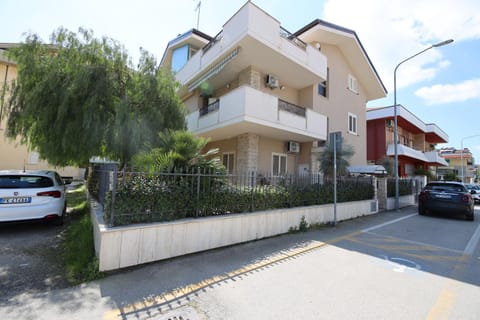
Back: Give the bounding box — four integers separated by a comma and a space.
0, 197, 32, 204
435, 194, 451, 199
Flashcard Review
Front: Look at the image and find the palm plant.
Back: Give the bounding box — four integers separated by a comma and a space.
133, 130, 225, 173
318, 139, 354, 179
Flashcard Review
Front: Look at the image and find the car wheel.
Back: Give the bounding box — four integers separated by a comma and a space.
52, 205, 66, 226
466, 213, 474, 221
52, 214, 64, 226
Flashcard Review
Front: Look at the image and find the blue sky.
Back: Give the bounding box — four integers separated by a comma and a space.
2, 0, 480, 162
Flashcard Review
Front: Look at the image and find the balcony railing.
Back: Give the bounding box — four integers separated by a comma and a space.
199, 99, 220, 117
279, 27, 307, 50
278, 99, 306, 117
187, 85, 327, 141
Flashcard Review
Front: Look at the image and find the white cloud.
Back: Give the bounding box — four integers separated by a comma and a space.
414, 78, 480, 105
322, 0, 480, 92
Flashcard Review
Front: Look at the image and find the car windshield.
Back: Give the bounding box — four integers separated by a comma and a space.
0, 175, 54, 189
426, 183, 466, 192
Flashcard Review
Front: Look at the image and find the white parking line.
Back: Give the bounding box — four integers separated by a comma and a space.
362, 213, 417, 233
464, 223, 480, 255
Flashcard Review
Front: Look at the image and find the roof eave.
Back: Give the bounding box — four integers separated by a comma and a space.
294, 19, 387, 100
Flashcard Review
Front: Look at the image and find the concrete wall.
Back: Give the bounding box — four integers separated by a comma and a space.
91, 199, 378, 271
377, 177, 417, 211
386, 194, 416, 211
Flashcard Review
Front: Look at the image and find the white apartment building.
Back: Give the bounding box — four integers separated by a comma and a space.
160, 2, 386, 175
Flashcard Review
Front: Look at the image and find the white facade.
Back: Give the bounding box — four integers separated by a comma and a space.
161, 2, 386, 174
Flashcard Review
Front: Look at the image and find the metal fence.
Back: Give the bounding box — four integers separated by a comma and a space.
386, 177, 416, 197
88, 164, 375, 226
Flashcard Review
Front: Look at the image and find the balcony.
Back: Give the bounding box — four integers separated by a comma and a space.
386, 144, 448, 166
424, 151, 448, 166
386, 144, 428, 162
176, 2, 327, 93
187, 85, 327, 142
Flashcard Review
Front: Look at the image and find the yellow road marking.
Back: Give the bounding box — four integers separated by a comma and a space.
347, 234, 463, 262
102, 234, 365, 320
103, 228, 472, 320
426, 289, 455, 320
425, 254, 470, 320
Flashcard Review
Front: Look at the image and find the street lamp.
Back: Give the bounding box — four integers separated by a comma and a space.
460, 134, 480, 182
393, 39, 453, 210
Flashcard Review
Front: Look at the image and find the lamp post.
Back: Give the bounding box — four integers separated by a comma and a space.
460, 134, 480, 182
393, 39, 453, 210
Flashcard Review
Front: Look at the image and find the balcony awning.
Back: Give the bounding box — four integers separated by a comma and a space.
386, 144, 429, 162
187, 47, 240, 92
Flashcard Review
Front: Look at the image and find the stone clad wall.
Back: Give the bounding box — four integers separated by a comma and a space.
91, 199, 378, 271
237, 133, 259, 173
377, 177, 387, 210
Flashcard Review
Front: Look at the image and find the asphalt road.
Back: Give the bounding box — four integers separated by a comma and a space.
0, 205, 479, 320
0, 220, 68, 301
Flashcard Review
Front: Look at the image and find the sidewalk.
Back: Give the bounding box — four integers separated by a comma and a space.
0, 207, 418, 320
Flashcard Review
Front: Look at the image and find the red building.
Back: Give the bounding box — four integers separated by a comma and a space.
367, 105, 448, 177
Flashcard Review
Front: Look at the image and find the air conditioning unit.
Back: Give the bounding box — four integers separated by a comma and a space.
386, 119, 394, 128
266, 74, 279, 89
287, 141, 300, 153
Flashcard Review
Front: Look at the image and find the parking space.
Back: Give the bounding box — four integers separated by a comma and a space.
365, 213, 479, 253
0, 221, 68, 302
336, 208, 480, 286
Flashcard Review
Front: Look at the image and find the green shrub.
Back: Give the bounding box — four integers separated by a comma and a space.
63, 205, 104, 284
104, 174, 375, 226
64, 183, 104, 284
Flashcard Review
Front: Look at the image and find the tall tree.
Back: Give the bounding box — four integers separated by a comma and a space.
5, 28, 186, 167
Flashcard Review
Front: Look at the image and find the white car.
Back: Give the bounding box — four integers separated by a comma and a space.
465, 183, 480, 204
0, 170, 69, 225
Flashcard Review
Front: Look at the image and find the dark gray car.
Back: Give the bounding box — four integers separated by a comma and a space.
418, 181, 475, 221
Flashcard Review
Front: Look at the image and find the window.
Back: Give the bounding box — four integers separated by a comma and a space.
348, 74, 358, 93
0, 175, 53, 189
272, 153, 287, 176
348, 113, 357, 135
318, 68, 329, 97
222, 153, 235, 174
171, 45, 189, 72
171, 45, 199, 73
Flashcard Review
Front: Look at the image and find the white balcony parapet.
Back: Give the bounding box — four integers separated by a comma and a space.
176, 2, 327, 88
385, 144, 448, 166
187, 85, 327, 142
424, 151, 449, 166
425, 123, 448, 143
367, 105, 448, 143
386, 144, 428, 162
